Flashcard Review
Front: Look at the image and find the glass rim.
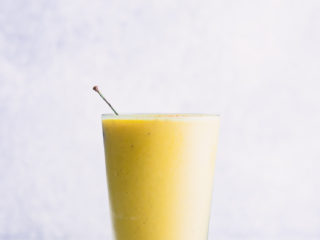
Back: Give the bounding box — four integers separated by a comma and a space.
101, 113, 220, 120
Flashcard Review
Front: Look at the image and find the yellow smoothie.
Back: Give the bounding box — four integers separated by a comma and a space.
102, 114, 219, 240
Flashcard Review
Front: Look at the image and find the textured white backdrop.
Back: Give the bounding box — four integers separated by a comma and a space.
1, 0, 320, 239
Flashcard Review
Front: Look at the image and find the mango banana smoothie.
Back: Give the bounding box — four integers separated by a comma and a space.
102, 114, 219, 240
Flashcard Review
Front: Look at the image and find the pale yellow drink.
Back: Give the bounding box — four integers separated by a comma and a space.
102, 114, 219, 240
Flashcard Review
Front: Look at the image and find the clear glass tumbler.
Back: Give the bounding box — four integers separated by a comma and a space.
101, 114, 220, 240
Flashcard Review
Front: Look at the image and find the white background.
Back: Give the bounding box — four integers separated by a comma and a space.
1, 0, 320, 239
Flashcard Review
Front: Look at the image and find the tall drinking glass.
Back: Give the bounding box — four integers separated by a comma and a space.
101, 114, 220, 240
